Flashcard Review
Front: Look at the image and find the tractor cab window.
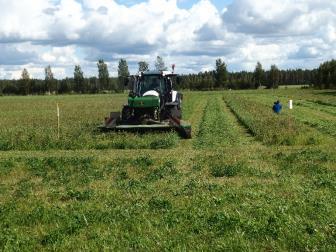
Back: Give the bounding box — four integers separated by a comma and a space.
139, 75, 163, 95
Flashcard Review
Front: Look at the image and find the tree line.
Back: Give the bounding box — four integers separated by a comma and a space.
179, 60, 321, 90
0, 57, 335, 95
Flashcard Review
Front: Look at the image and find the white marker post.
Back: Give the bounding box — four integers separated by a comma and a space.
289, 100, 293, 110
57, 103, 60, 140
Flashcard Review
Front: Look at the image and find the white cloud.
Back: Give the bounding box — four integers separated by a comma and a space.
0, 0, 51, 41
0, 0, 335, 79
41, 46, 80, 65
48, 0, 86, 41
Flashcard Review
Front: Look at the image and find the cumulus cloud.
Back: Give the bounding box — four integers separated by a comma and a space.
223, 0, 336, 36
221, 0, 336, 69
0, 0, 335, 78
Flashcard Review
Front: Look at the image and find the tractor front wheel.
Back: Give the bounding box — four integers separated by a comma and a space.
122, 106, 132, 122
170, 106, 182, 120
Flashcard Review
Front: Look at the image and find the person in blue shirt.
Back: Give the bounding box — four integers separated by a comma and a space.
273, 100, 282, 114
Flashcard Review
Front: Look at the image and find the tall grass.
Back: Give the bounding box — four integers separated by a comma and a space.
0, 95, 179, 150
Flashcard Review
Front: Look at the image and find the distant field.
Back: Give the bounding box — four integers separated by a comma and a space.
0, 89, 335, 250
278, 84, 310, 89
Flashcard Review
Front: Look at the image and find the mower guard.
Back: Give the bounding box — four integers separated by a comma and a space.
99, 112, 191, 139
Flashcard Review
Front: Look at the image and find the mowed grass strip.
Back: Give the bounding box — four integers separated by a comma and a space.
224, 94, 323, 145
194, 96, 247, 148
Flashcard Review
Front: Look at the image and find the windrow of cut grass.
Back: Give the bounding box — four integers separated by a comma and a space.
194, 96, 248, 148
224, 94, 323, 145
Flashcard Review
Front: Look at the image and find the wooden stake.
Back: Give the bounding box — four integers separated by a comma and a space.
57, 103, 60, 140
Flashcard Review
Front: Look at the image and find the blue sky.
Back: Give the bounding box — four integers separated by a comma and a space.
178, 0, 232, 10
0, 0, 335, 79
116, 0, 233, 10
53, 0, 233, 13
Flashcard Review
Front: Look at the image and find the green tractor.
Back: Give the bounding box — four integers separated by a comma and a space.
100, 70, 191, 138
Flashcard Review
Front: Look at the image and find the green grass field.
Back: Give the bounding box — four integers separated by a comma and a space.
0, 89, 335, 251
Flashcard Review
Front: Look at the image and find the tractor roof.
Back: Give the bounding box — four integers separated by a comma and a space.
141, 70, 176, 77
142, 70, 161, 76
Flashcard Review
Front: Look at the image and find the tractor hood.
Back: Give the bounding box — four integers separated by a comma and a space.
128, 95, 160, 108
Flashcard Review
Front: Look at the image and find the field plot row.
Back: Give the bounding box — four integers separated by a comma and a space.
224, 94, 324, 145
297, 90, 336, 107
296, 100, 336, 117
0, 145, 335, 251
241, 93, 336, 139
251, 89, 336, 107
0, 95, 183, 151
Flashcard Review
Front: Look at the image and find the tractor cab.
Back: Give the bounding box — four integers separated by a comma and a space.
137, 74, 164, 96
126, 71, 181, 121
100, 69, 191, 139
130, 71, 176, 102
